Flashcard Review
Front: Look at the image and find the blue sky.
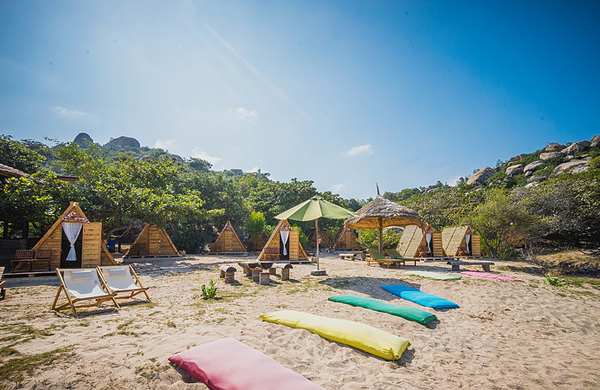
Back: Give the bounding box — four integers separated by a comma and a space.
1, 0, 599, 199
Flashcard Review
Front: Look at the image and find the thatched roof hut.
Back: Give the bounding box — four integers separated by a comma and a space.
0, 163, 27, 179
345, 195, 425, 253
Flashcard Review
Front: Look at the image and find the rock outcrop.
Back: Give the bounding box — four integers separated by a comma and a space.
545, 143, 566, 152
74, 133, 94, 148
562, 141, 589, 156
540, 152, 562, 160
508, 153, 528, 163
553, 158, 590, 176
590, 135, 600, 148
524, 160, 544, 176
506, 164, 523, 177
467, 167, 495, 185
105, 136, 140, 149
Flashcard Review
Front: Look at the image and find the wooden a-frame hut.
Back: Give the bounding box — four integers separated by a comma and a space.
441, 226, 482, 258
210, 221, 247, 254
396, 225, 447, 258
333, 226, 362, 251
32, 202, 116, 269
307, 228, 331, 249
124, 224, 181, 258
257, 219, 309, 262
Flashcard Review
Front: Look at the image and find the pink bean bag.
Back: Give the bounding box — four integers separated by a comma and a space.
169, 338, 324, 390
460, 271, 523, 282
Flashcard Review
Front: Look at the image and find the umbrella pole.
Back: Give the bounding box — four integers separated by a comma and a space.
316, 219, 320, 270
378, 217, 383, 254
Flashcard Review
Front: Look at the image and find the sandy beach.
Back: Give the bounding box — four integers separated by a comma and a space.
1, 254, 599, 389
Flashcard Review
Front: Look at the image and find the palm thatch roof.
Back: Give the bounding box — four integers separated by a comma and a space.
0, 163, 27, 178
345, 195, 426, 229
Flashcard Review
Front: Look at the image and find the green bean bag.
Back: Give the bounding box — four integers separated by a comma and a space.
260, 310, 409, 360
328, 295, 437, 324
405, 271, 462, 280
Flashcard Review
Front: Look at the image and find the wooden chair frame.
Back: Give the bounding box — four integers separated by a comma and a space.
97, 265, 150, 302
52, 268, 119, 317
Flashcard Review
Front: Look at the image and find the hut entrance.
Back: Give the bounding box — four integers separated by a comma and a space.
60, 222, 83, 268
279, 230, 290, 260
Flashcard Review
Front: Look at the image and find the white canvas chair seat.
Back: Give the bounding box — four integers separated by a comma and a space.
52, 269, 119, 317
97, 265, 150, 302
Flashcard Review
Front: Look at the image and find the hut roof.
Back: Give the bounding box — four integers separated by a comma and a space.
345, 195, 425, 229
0, 163, 27, 178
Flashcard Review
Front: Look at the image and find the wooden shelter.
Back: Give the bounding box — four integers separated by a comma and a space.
441, 226, 482, 258
31, 202, 116, 269
396, 225, 446, 258
257, 219, 309, 262
333, 226, 362, 251
307, 228, 331, 249
124, 224, 181, 258
345, 195, 426, 254
210, 221, 247, 254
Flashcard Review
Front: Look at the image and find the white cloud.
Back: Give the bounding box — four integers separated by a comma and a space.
247, 166, 260, 173
446, 176, 462, 186
346, 144, 374, 157
191, 148, 222, 165
222, 107, 258, 123
154, 139, 175, 150
53, 106, 88, 117
331, 184, 344, 193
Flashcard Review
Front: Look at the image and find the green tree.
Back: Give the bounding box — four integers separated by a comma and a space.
243, 211, 269, 251
0, 134, 45, 173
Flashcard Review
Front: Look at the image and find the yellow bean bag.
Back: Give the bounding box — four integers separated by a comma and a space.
260, 310, 410, 360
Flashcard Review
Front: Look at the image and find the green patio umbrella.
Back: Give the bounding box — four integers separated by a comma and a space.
275, 196, 356, 271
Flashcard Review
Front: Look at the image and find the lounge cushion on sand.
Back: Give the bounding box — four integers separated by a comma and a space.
260, 310, 410, 360
328, 295, 437, 325
405, 271, 462, 281
169, 338, 323, 390
381, 284, 459, 309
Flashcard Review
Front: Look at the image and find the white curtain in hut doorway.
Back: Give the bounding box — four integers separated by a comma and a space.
63, 222, 83, 261
465, 234, 471, 253
426, 233, 433, 252
280, 230, 290, 256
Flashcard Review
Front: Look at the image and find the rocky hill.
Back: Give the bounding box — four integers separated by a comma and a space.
467, 134, 600, 187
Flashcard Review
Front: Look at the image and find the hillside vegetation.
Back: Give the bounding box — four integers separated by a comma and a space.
1, 133, 599, 268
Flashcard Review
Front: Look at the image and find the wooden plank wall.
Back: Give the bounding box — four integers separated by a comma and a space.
44, 226, 63, 270
81, 222, 102, 267
471, 235, 482, 257
432, 233, 445, 257
397, 225, 418, 257
289, 230, 299, 260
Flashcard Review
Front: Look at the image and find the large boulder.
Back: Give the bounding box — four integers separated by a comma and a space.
467, 167, 495, 186
562, 141, 590, 156
73, 132, 94, 148
590, 134, 600, 148
540, 152, 562, 160
524, 160, 544, 176
553, 158, 590, 176
545, 143, 566, 152
508, 153, 528, 163
105, 136, 140, 149
506, 164, 523, 177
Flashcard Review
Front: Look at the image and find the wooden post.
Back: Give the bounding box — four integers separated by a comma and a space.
378, 217, 383, 254
259, 272, 270, 285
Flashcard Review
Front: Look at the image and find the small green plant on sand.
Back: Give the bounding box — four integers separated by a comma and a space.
200, 280, 218, 299
544, 274, 566, 287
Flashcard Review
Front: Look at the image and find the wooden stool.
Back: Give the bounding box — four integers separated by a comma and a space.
252, 268, 262, 283
219, 265, 237, 283
259, 272, 270, 285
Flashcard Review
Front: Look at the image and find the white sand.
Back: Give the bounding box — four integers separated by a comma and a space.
1, 254, 599, 389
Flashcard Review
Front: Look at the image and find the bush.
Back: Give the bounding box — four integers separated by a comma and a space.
357, 228, 402, 250
200, 280, 218, 299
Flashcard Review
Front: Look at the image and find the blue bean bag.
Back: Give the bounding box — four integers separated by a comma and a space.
381, 284, 459, 309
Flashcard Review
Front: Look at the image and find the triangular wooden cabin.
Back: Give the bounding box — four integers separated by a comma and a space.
441, 226, 482, 257
125, 224, 181, 258
307, 228, 331, 249
333, 226, 362, 251
32, 202, 116, 269
257, 219, 309, 262
210, 221, 247, 254
396, 225, 446, 258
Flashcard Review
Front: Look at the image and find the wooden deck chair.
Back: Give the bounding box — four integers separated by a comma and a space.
52, 268, 119, 317
97, 265, 150, 302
